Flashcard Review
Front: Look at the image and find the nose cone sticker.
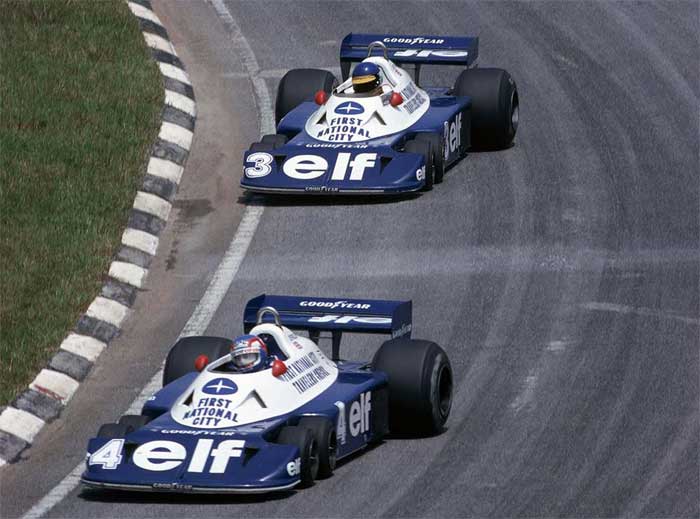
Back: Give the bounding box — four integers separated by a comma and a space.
335, 101, 365, 115
202, 378, 238, 395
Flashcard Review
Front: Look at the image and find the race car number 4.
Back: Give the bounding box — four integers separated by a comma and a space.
89, 438, 246, 473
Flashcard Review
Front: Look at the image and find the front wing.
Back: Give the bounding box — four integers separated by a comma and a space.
241, 145, 426, 194
81, 430, 301, 494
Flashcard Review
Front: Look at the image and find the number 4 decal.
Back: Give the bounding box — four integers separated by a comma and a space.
88, 439, 124, 470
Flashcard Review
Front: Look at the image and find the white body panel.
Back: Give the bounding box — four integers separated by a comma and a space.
305, 57, 430, 143
171, 324, 338, 429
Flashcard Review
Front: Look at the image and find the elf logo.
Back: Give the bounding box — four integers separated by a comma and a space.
283, 153, 377, 181
88, 438, 245, 473
349, 391, 372, 437
393, 49, 469, 58
443, 112, 462, 159
308, 315, 391, 325
334, 392, 372, 445
286, 457, 301, 476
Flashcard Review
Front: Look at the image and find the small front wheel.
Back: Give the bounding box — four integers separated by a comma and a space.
276, 425, 319, 488
404, 138, 434, 191
298, 416, 337, 478
414, 133, 445, 184
117, 415, 151, 432
96, 423, 132, 439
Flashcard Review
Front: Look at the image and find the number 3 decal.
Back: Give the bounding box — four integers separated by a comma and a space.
244, 152, 273, 178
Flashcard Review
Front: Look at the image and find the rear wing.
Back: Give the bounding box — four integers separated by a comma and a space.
340, 33, 479, 82
244, 294, 412, 360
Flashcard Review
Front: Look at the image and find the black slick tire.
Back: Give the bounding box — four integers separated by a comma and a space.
260, 134, 288, 149
372, 339, 453, 436
117, 415, 151, 432
249, 141, 275, 153
277, 425, 319, 488
404, 138, 434, 191
453, 68, 518, 150
298, 416, 337, 478
96, 423, 131, 439
162, 336, 233, 386
275, 69, 337, 125
414, 133, 445, 184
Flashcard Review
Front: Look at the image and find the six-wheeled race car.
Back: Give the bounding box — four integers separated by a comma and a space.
81, 295, 453, 494
241, 33, 519, 195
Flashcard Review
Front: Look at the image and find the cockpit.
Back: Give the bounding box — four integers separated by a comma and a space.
333, 58, 398, 98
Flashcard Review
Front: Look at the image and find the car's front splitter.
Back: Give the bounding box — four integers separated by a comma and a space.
81, 477, 300, 494
240, 184, 423, 195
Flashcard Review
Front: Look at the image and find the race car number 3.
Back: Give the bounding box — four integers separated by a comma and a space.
244, 152, 273, 178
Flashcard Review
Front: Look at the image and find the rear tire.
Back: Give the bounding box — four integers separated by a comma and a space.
404, 139, 434, 191
453, 68, 518, 150
275, 69, 337, 125
298, 416, 336, 478
372, 339, 453, 436
162, 336, 233, 386
277, 426, 319, 488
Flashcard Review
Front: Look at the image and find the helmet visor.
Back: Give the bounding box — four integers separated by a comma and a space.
232, 347, 259, 368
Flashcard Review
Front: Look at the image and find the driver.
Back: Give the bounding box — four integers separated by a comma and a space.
229, 334, 269, 373
352, 62, 382, 95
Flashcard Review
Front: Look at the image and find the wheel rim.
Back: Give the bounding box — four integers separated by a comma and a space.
308, 437, 319, 478
436, 364, 453, 419
328, 431, 337, 470
510, 91, 519, 135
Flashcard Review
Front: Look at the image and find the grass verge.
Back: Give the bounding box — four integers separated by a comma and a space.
0, 1, 163, 404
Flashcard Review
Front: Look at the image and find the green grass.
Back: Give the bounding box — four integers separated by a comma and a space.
0, 0, 163, 404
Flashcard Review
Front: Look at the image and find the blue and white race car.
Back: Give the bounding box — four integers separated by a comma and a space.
241, 33, 519, 195
81, 295, 453, 493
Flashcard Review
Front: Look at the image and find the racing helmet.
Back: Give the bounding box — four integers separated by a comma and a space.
352, 61, 381, 94
230, 334, 268, 372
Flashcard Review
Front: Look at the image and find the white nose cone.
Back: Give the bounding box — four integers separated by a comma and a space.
311, 97, 384, 143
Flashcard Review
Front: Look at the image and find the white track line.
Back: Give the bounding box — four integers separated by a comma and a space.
21, 2, 270, 517
210, 0, 275, 135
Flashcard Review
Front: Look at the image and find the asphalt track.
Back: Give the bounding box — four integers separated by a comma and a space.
3, 1, 698, 518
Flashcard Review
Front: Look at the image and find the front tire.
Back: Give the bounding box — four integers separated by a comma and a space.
260, 133, 288, 148
298, 416, 336, 478
404, 138, 434, 191
372, 339, 453, 436
454, 68, 518, 150
277, 426, 319, 488
117, 415, 151, 431
96, 423, 132, 439
414, 133, 445, 184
